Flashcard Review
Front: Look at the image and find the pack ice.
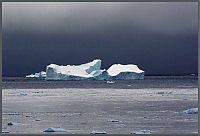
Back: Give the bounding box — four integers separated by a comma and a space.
26, 59, 145, 80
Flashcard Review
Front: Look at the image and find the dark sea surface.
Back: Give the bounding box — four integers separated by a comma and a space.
2, 76, 198, 89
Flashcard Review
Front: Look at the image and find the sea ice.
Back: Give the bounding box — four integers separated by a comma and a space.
106, 81, 115, 84
90, 130, 107, 134
183, 108, 198, 114
43, 127, 66, 132
7, 122, 21, 126
2, 129, 9, 133
131, 130, 152, 134
19, 93, 28, 96
3, 112, 21, 115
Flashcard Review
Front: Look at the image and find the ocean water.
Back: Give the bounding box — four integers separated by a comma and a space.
2, 76, 198, 134
2, 76, 198, 89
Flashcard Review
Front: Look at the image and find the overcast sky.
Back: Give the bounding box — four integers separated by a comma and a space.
2, 2, 198, 77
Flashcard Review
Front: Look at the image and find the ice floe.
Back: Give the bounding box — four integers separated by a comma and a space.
106, 81, 115, 84
43, 127, 66, 132
131, 130, 152, 134
183, 108, 198, 114
90, 130, 107, 134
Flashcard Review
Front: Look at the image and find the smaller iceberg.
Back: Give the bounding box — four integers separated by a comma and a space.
183, 108, 198, 114
26, 71, 46, 78
107, 64, 144, 80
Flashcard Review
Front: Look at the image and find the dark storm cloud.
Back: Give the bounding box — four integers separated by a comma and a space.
2, 2, 198, 77
3, 2, 197, 35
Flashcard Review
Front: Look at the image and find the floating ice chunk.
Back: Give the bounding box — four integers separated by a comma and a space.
26, 71, 46, 78
90, 130, 107, 134
2, 130, 9, 133
131, 130, 152, 134
19, 93, 28, 96
106, 81, 115, 84
43, 127, 66, 132
26, 74, 35, 78
183, 108, 198, 114
127, 111, 133, 114
157, 91, 172, 95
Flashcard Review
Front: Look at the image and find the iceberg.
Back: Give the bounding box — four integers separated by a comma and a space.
27, 59, 145, 80
45, 59, 104, 80
26, 71, 46, 78
107, 64, 145, 80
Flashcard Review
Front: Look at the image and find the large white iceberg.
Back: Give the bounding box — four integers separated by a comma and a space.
27, 59, 145, 80
45, 59, 105, 80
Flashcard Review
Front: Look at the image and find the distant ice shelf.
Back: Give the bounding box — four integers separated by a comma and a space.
26, 59, 145, 80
